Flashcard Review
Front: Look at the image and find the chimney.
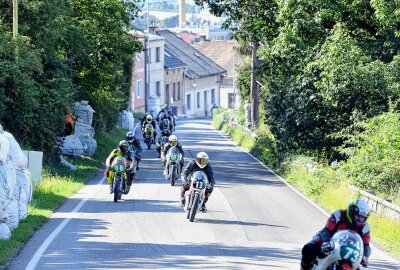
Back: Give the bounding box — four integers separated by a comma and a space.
179, 0, 186, 27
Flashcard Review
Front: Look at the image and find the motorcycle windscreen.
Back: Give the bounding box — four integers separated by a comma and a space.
332, 230, 363, 268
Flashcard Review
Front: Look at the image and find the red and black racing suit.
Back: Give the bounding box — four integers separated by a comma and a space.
301, 210, 371, 269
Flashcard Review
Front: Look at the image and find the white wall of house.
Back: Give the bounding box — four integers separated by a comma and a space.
184, 75, 221, 116
220, 77, 235, 109
149, 35, 165, 105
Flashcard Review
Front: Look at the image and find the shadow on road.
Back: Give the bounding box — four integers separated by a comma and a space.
195, 218, 289, 228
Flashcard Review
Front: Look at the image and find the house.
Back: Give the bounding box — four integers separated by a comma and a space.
192, 40, 242, 109
128, 34, 146, 113
164, 48, 188, 115
148, 33, 165, 108
156, 29, 226, 117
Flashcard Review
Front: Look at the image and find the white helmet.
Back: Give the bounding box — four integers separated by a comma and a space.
195, 152, 209, 168
169, 135, 178, 146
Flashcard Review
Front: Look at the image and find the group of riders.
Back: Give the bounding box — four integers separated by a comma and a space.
105, 105, 215, 212
104, 105, 373, 269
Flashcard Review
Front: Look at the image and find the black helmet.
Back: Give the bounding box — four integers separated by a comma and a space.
346, 199, 371, 229
162, 129, 171, 136
126, 131, 135, 143
118, 140, 129, 153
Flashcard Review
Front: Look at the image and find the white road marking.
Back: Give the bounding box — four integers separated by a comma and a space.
214, 125, 400, 265
25, 176, 106, 270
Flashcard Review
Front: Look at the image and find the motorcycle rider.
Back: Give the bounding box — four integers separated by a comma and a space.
141, 114, 157, 144
164, 105, 176, 127
180, 152, 214, 213
126, 131, 142, 170
300, 198, 371, 270
157, 128, 171, 158
105, 140, 135, 193
159, 116, 174, 132
140, 112, 151, 127
162, 135, 184, 172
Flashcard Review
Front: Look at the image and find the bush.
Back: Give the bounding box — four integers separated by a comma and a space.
341, 112, 400, 198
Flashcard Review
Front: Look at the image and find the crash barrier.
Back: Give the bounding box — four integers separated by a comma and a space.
0, 126, 33, 239
214, 114, 257, 139
60, 101, 97, 157
350, 185, 400, 219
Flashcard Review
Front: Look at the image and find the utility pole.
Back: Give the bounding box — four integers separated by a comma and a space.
12, 0, 18, 38
146, 1, 151, 113
250, 40, 260, 127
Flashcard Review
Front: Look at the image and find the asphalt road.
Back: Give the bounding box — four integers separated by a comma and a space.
7, 119, 399, 270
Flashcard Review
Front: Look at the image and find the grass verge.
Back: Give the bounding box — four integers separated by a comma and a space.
212, 117, 400, 259
0, 128, 127, 268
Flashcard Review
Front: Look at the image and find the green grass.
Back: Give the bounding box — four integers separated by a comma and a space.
211, 115, 400, 259
0, 128, 127, 268
212, 116, 254, 151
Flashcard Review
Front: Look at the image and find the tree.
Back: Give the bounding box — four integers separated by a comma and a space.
194, 0, 279, 127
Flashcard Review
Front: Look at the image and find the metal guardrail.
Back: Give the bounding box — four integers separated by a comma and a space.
350, 185, 400, 219
214, 114, 258, 139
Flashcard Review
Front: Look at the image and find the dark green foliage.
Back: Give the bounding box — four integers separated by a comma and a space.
236, 63, 251, 103
341, 112, 400, 196
0, 0, 141, 156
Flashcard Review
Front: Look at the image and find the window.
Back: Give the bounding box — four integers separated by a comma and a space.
156, 81, 160, 97
211, 89, 215, 104
228, 93, 235, 109
173, 83, 176, 101
135, 52, 142, 62
197, 92, 200, 108
186, 94, 191, 110
137, 80, 142, 98
178, 82, 181, 100
165, 84, 170, 105
156, 47, 160, 62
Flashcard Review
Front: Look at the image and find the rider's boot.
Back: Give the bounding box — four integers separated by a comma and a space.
109, 184, 113, 194
180, 190, 185, 207
200, 203, 207, 213
300, 261, 311, 270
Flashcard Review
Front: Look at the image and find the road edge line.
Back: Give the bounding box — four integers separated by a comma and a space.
25, 176, 106, 270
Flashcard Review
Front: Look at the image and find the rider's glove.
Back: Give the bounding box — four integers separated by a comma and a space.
361, 256, 368, 267
107, 166, 113, 171
321, 241, 334, 255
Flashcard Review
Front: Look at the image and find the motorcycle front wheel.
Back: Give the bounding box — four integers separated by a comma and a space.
113, 178, 121, 202
170, 166, 176, 186
189, 193, 200, 222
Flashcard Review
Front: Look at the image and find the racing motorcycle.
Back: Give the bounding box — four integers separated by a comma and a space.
184, 171, 207, 222
143, 123, 154, 150
159, 133, 169, 158
164, 146, 182, 186
311, 230, 363, 270
110, 157, 134, 202
160, 118, 172, 132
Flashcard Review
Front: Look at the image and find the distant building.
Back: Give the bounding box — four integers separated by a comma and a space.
178, 31, 204, 44
164, 48, 188, 115
192, 40, 242, 109
148, 33, 165, 112
157, 29, 226, 117
129, 33, 146, 113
